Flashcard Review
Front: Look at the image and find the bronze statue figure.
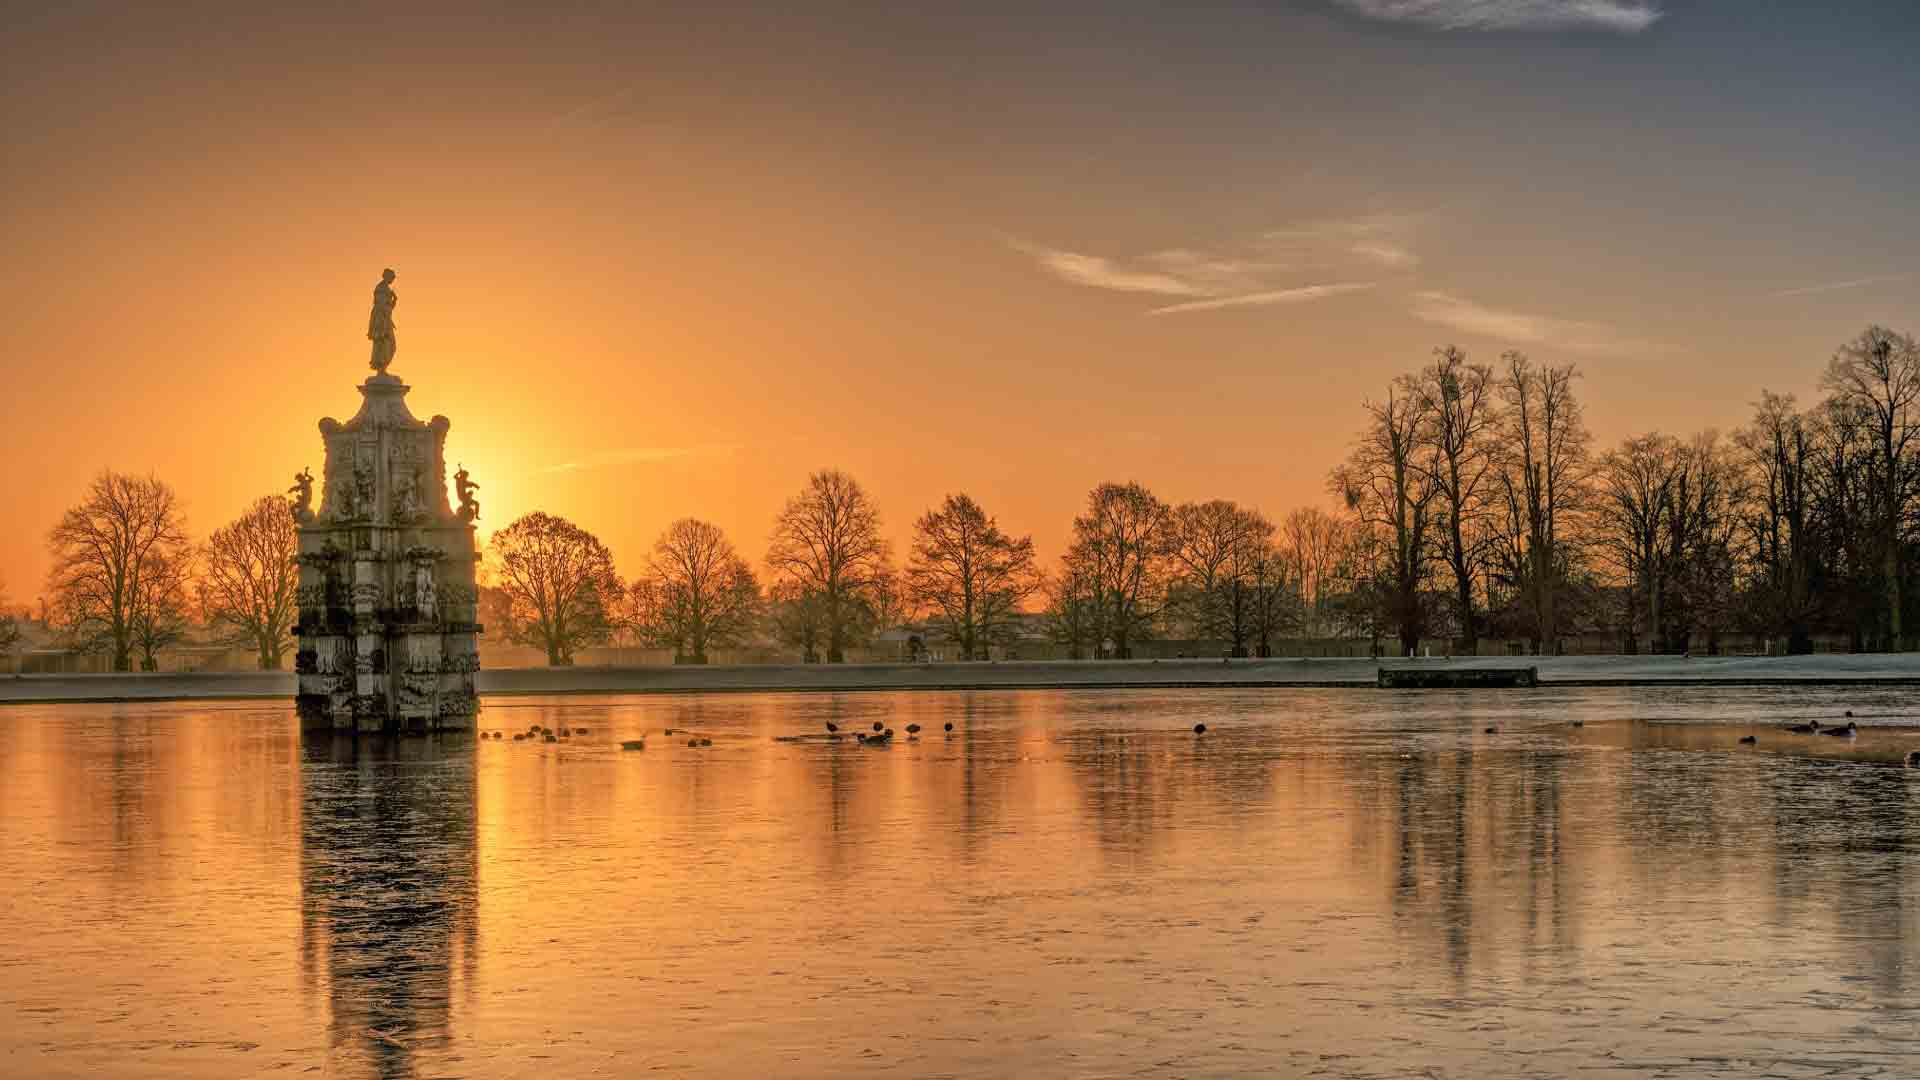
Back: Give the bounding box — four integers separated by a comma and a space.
455, 463, 481, 522
368, 268, 397, 373
288, 466, 315, 523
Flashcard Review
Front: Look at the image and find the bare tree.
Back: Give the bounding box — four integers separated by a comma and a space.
1279, 507, 1349, 637
46, 471, 192, 671
1663, 431, 1746, 653
628, 518, 761, 664
1822, 326, 1920, 649
1494, 353, 1590, 653
1331, 382, 1438, 656
1412, 347, 1500, 653
1243, 541, 1297, 658
491, 511, 621, 666
906, 493, 1039, 661
129, 544, 195, 671
1042, 561, 1106, 660
1735, 391, 1817, 652
762, 579, 829, 662
766, 469, 894, 663
0, 577, 22, 659
199, 495, 300, 669
1066, 482, 1172, 659
1168, 499, 1275, 657
1597, 433, 1682, 653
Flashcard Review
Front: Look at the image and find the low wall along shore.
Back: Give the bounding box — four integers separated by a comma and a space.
8, 654, 1920, 706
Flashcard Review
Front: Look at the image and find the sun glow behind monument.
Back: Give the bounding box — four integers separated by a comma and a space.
292, 271, 484, 733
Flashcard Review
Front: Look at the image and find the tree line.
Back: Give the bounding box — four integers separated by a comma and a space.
1332, 325, 1920, 656
31, 476, 298, 671
20, 323, 1916, 670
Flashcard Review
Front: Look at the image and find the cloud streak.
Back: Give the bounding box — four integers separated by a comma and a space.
1410, 291, 1660, 357
1017, 217, 1415, 316
1334, 0, 1662, 33
1033, 250, 1208, 297
1767, 273, 1909, 298
1149, 283, 1376, 316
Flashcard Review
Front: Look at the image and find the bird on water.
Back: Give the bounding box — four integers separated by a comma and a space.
906, 723, 921, 739
873, 721, 885, 733
1193, 723, 1207, 735
1822, 721, 1859, 738
1784, 720, 1821, 734
825, 721, 839, 734
944, 722, 954, 733
1738, 735, 1757, 745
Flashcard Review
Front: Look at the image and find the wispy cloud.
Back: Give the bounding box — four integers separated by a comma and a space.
1265, 214, 1425, 270
1767, 273, 1909, 298
1016, 217, 1413, 315
1334, 0, 1662, 33
539, 443, 740, 474
1032, 250, 1211, 297
1149, 283, 1376, 316
1351, 241, 1420, 270
1411, 291, 1660, 357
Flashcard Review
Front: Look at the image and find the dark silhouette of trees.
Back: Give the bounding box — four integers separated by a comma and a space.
1492, 353, 1590, 653
199, 495, 300, 669
765, 578, 831, 662
46, 471, 191, 671
1598, 433, 1681, 654
1822, 326, 1920, 650
491, 511, 621, 666
1064, 482, 1172, 659
1735, 392, 1817, 653
906, 493, 1038, 661
1041, 562, 1105, 660
1412, 347, 1500, 653
1332, 382, 1437, 656
766, 469, 894, 663
1279, 507, 1350, 638
1168, 499, 1275, 657
0, 578, 23, 659
628, 518, 760, 664
1242, 542, 1297, 658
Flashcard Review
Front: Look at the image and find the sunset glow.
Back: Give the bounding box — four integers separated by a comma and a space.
5, 4, 1915, 599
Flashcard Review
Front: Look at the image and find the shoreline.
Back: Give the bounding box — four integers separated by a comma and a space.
8, 654, 1920, 706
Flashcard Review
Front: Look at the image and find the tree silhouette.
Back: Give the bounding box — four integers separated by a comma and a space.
46, 471, 191, 671
491, 511, 620, 666
200, 495, 300, 669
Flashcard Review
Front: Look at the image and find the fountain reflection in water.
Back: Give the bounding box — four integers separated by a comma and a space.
298, 734, 477, 1078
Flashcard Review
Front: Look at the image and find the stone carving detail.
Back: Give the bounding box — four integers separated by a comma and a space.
393, 464, 423, 523
454, 464, 481, 523
288, 467, 315, 524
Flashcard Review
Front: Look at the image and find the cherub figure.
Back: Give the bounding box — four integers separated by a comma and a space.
288, 467, 315, 523
454, 463, 481, 522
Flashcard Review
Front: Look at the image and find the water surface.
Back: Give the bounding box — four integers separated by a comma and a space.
4, 686, 1920, 1078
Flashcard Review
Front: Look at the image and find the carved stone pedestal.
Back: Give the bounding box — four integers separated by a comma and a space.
294, 373, 481, 733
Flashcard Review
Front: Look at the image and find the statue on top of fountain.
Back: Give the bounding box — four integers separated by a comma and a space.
368, 268, 397, 374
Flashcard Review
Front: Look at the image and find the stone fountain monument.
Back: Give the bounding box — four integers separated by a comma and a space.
291, 269, 483, 733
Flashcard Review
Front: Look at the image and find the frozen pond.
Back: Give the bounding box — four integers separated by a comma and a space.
4, 686, 1920, 1078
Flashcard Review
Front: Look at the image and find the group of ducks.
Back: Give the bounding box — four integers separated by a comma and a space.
617, 728, 714, 750
822, 720, 955, 744
475, 724, 592, 743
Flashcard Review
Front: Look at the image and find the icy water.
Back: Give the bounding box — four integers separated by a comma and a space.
5, 687, 1920, 1079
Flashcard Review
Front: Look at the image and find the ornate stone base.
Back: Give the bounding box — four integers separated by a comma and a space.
294, 374, 481, 734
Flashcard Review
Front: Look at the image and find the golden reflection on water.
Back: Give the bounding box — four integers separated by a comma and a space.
3, 687, 1920, 1078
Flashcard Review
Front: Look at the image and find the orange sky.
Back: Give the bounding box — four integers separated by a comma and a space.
3, 3, 1916, 600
